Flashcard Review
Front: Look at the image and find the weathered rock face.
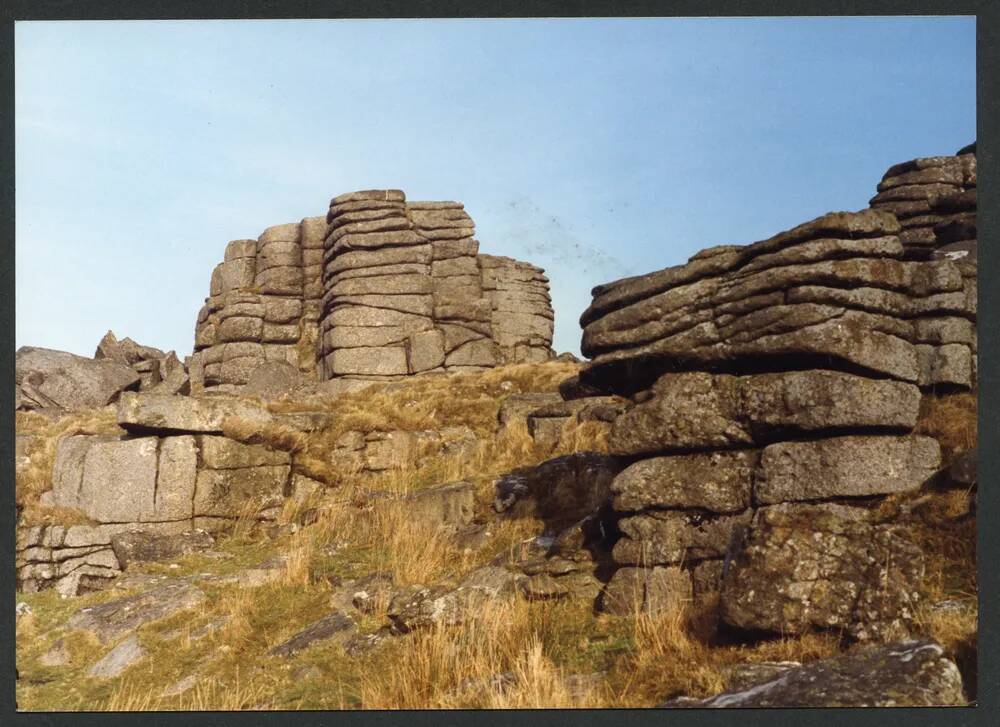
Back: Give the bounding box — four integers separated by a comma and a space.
95, 330, 190, 395
869, 144, 977, 259
16, 525, 123, 595
50, 417, 291, 535
191, 190, 554, 393
116, 391, 274, 434
662, 640, 966, 707
580, 208, 976, 394
67, 578, 207, 643
493, 452, 625, 531
719, 504, 924, 641
576, 146, 976, 634
15, 346, 140, 411
110, 529, 215, 568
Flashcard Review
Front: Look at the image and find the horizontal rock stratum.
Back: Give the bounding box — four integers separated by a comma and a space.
581, 144, 976, 643
579, 208, 975, 393
190, 189, 555, 393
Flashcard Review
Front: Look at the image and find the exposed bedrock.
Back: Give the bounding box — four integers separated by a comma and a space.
572, 146, 976, 640
579, 202, 976, 395
189, 190, 554, 392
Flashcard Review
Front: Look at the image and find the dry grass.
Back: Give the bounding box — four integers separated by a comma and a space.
17, 362, 977, 710
360, 596, 604, 709
915, 391, 977, 463
16, 407, 122, 525
102, 670, 268, 711
365, 501, 466, 586
606, 595, 842, 706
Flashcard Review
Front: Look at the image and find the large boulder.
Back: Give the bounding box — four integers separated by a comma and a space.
609, 370, 922, 456
116, 392, 273, 434
110, 530, 215, 568
754, 434, 940, 504
267, 611, 357, 657
611, 451, 756, 513
67, 578, 206, 643
720, 504, 925, 642
15, 346, 140, 410
662, 640, 966, 707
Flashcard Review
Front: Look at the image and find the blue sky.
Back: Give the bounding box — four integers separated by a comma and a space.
15, 17, 975, 358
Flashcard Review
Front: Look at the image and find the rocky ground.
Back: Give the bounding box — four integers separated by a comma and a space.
14, 358, 976, 710
14, 146, 978, 710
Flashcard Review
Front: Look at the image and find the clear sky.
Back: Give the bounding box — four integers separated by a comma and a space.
15, 17, 975, 359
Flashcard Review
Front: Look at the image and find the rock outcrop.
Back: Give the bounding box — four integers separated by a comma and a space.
662, 640, 966, 707
16, 525, 123, 595
15, 347, 140, 412
869, 143, 977, 258
190, 190, 555, 393
95, 330, 190, 395
572, 145, 977, 637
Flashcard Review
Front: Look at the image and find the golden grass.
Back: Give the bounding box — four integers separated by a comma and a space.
915, 391, 977, 463
16, 407, 122, 525
605, 594, 842, 706
359, 596, 604, 709
101, 670, 268, 711
16, 362, 978, 710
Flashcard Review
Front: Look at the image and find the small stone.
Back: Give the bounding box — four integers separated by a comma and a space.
88, 634, 147, 679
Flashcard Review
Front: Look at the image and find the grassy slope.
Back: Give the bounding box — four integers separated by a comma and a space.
14, 366, 978, 709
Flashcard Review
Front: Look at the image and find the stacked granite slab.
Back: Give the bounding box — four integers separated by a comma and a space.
319, 190, 440, 381
191, 190, 554, 392
481, 255, 555, 364
191, 218, 324, 393
46, 395, 296, 539
16, 525, 122, 595
318, 190, 555, 383
576, 206, 974, 639
869, 143, 976, 258
580, 209, 977, 392
419, 201, 498, 372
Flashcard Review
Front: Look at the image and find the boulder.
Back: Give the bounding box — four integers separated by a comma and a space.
611, 451, 757, 513
720, 504, 925, 641
68, 579, 206, 643
754, 435, 941, 504
407, 329, 446, 372
613, 509, 753, 566
110, 530, 215, 568
497, 392, 563, 428
148, 358, 190, 396
192, 465, 290, 518
77, 437, 160, 523
198, 435, 290, 469
401, 482, 476, 530
609, 372, 750, 455
493, 453, 625, 530
610, 371, 923, 456
16, 347, 140, 410
661, 640, 966, 707
117, 392, 273, 434
267, 611, 357, 657
87, 634, 147, 679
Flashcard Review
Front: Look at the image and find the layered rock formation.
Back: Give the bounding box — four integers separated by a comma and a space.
95, 331, 190, 395
571, 146, 977, 639
191, 190, 554, 393
190, 217, 326, 393
869, 142, 977, 258
15, 347, 141, 413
